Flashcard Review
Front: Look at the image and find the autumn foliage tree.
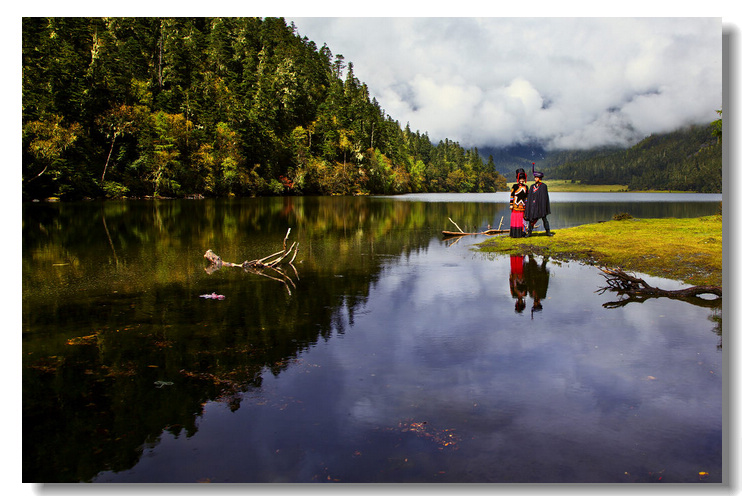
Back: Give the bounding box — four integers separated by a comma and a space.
22, 17, 506, 200
23, 114, 82, 194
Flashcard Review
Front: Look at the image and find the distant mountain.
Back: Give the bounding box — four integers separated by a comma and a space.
478, 143, 616, 181
547, 123, 721, 192
478, 144, 548, 180
480, 122, 721, 192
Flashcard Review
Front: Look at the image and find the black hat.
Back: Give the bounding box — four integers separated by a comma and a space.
532, 162, 544, 179
515, 168, 527, 181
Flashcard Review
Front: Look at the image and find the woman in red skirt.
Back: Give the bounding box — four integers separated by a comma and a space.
509, 168, 528, 238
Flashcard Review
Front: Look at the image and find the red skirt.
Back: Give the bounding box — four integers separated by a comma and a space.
509, 210, 525, 237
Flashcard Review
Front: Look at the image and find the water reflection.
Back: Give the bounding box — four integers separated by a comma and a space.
595, 267, 723, 349
509, 255, 527, 313
509, 254, 551, 317
22, 196, 723, 483
202, 237, 300, 294
524, 255, 550, 317
23, 197, 439, 482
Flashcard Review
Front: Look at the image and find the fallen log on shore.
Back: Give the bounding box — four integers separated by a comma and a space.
598, 267, 721, 308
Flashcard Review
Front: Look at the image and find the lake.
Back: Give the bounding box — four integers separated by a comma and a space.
22, 192, 723, 483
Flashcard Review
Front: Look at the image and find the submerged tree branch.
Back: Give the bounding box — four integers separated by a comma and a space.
597, 267, 722, 308
204, 228, 300, 294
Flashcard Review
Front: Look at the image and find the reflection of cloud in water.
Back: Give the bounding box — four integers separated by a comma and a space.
327, 248, 721, 469
97, 242, 721, 482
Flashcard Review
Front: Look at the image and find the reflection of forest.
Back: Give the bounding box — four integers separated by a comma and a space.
21, 196, 720, 481
22, 197, 513, 481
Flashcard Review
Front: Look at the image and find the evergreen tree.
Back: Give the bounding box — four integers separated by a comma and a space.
21, 16, 510, 200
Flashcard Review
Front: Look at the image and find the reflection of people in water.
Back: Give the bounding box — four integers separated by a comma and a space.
509, 254, 550, 316
523, 255, 550, 317
509, 255, 527, 313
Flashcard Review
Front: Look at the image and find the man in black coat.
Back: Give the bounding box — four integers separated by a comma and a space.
524, 163, 553, 237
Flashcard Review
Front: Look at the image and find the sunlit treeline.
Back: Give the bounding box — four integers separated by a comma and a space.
22, 17, 507, 201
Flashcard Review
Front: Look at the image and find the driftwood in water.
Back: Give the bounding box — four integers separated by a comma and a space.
598, 267, 721, 308
204, 228, 299, 293
443, 217, 507, 238
442, 229, 508, 237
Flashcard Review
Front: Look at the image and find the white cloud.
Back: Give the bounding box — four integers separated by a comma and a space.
289, 17, 722, 150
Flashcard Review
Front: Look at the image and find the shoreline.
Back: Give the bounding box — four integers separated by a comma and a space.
478, 215, 723, 288
28, 187, 721, 203
506, 180, 717, 194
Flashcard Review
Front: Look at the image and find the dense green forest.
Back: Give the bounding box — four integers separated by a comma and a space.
547, 122, 722, 192
22, 17, 507, 201
22, 17, 721, 200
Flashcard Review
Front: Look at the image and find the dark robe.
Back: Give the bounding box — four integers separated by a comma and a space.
523, 255, 549, 315
523, 256, 549, 301
524, 182, 550, 221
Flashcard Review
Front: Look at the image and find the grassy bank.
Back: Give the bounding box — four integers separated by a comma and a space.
506, 180, 702, 193
478, 215, 722, 287
525, 180, 628, 192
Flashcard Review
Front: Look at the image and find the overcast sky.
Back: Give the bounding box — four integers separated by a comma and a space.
288, 17, 722, 151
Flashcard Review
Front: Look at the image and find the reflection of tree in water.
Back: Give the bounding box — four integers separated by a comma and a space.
509, 254, 550, 317
24, 270, 377, 481
22, 197, 454, 482
597, 267, 722, 349
710, 308, 722, 350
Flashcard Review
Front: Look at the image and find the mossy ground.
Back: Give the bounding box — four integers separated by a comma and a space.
508, 180, 628, 192
506, 180, 698, 193
478, 215, 723, 287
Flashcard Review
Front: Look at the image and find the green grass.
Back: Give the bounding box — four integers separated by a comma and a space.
506, 180, 697, 193
535, 180, 628, 192
478, 215, 723, 287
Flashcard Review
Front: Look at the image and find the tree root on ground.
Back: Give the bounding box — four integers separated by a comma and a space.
598, 267, 721, 308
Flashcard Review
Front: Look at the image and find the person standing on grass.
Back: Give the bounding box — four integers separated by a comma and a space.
525, 162, 553, 237
509, 168, 528, 238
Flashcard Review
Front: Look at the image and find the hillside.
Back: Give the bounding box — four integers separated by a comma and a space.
481, 121, 721, 193
22, 17, 507, 200
547, 124, 721, 192
22, 18, 721, 199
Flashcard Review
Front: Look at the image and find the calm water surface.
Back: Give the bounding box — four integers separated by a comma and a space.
22, 193, 722, 483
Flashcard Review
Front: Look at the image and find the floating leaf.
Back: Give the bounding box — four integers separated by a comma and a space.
397, 419, 460, 449
200, 292, 225, 300
66, 334, 98, 346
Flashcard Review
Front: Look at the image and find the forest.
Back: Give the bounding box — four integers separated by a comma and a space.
22, 17, 721, 201
545, 121, 722, 193
22, 17, 507, 201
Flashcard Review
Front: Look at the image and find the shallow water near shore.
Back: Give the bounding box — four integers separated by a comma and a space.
22, 193, 722, 483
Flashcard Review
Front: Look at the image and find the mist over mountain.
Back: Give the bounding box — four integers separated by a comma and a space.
290, 17, 722, 153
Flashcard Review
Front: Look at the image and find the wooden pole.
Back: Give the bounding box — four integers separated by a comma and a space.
448, 218, 465, 233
